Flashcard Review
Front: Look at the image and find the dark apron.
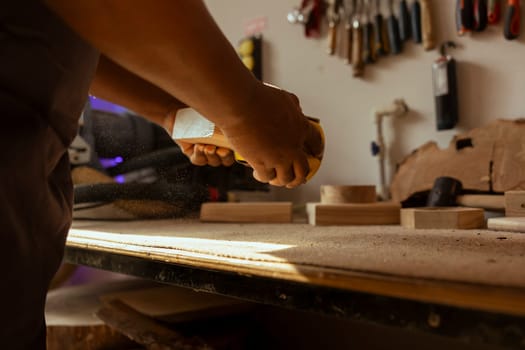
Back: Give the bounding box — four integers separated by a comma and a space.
0, 1, 99, 348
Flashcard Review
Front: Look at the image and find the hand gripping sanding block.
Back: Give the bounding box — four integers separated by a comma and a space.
172, 108, 325, 181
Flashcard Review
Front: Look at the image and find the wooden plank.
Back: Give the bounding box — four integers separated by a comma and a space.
200, 202, 292, 223
401, 207, 485, 229
67, 220, 525, 316
487, 217, 525, 233
320, 185, 376, 204
306, 202, 400, 225
100, 286, 250, 323
505, 191, 525, 217
96, 300, 211, 350
46, 281, 154, 350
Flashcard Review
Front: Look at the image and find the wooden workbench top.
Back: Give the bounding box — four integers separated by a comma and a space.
68, 220, 525, 316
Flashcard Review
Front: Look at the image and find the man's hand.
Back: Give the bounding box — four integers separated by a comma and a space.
218, 83, 324, 189
175, 142, 235, 167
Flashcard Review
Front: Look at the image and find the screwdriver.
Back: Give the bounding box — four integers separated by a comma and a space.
363, 0, 376, 63
504, 0, 520, 40
488, 0, 501, 24
327, 0, 343, 55
456, 0, 474, 35
411, 0, 422, 43
473, 0, 488, 31
373, 0, 388, 56
420, 0, 435, 50
387, 0, 402, 54
352, 0, 365, 76
399, 0, 411, 40
345, 0, 356, 64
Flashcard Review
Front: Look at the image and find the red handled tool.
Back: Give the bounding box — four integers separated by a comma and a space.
473, 0, 488, 31
488, 0, 501, 24
504, 0, 520, 40
456, 0, 474, 35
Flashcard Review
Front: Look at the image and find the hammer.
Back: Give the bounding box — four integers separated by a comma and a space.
427, 177, 504, 211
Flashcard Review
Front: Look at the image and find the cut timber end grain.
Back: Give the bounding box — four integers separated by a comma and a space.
200, 202, 292, 223
401, 207, 485, 229
306, 202, 400, 226
505, 191, 525, 217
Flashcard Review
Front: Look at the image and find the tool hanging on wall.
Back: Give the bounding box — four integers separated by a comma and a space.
432, 42, 459, 131
237, 35, 263, 80
287, 0, 324, 38
373, 0, 389, 56
411, 0, 422, 43
488, 0, 501, 24
399, 0, 412, 41
473, 0, 488, 31
456, 0, 475, 35
387, 0, 403, 54
327, 0, 344, 54
420, 0, 436, 50
504, 0, 521, 40
345, 0, 357, 64
363, 0, 377, 63
352, 0, 365, 76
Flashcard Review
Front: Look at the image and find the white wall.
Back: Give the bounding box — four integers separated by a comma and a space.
205, 0, 525, 203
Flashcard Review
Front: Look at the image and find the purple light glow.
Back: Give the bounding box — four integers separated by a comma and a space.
99, 156, 125, 168
114, 175, 125, 184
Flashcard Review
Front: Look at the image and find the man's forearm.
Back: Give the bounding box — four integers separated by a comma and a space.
90, 55, 184, 127
45, 0, 259, 128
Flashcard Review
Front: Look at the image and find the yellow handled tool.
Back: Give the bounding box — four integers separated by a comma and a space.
172, 108, 325, 182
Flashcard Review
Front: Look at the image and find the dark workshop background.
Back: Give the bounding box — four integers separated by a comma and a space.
205, 0, 525, 203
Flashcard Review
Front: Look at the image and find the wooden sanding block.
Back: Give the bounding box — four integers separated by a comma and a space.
172, 108, 325, 181
200, 202, 292, 223
505, 191, 525, 217
401, 207, 485, 229
320, 185, 376, 204
306, 202, 400, 226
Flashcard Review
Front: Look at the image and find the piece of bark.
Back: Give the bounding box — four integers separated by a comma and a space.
391, 119, 525, 203
96, 299, 213, 350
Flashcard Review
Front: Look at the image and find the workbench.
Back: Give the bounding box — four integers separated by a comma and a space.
65, 219, 525, 349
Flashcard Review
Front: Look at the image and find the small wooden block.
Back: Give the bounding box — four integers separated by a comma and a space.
306, 202, 400, 226
320, 185, 376, 204
401, 207, 485, 229
101, 286, 249, 322
487, 217, 525, 233
200, 202, 292, 223
505, 191, 525, 217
